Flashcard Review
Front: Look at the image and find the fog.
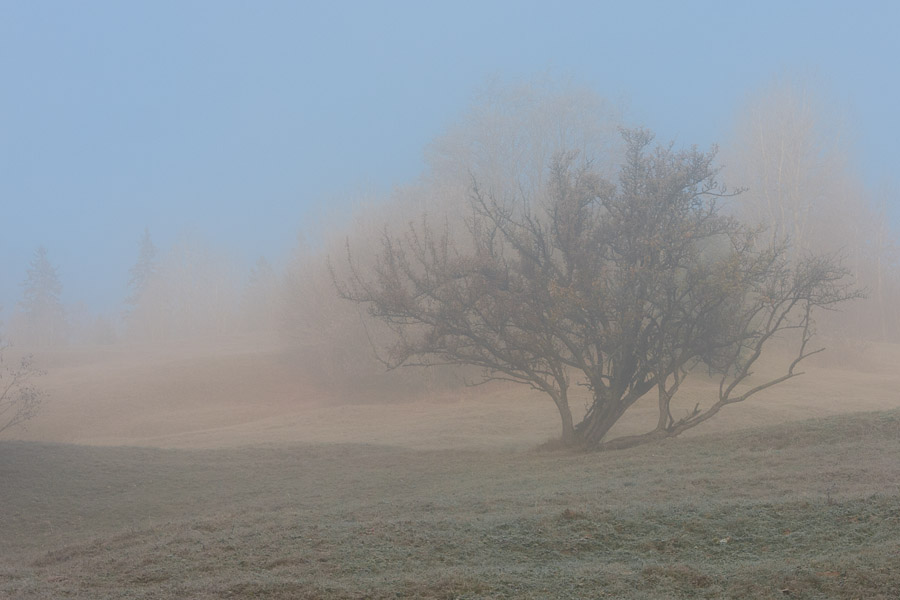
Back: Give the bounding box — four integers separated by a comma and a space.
4, 4, 900, 324
4, 76, 898, 347
0, 74, 894, 439
1, 3, 898, 445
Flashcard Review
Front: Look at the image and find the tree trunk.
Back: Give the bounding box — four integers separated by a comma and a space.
556, 399, 575, 444
574, 397, 625, 448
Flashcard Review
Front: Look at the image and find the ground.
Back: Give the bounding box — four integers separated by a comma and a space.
1, 338, 899, 598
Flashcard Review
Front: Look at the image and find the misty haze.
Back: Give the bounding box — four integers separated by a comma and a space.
2, 3, 900, 599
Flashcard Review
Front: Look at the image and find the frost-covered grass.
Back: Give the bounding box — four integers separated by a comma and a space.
2, 409, 900, 599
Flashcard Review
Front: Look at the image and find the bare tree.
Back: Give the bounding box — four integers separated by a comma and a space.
279, 79, 623, 399
336, 129, 858, 450
0, 338, 44, 437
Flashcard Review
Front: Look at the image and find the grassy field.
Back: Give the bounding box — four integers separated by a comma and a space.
1, 341, 899, 598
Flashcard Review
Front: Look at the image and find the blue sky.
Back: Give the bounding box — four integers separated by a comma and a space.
2, 1, 898, 316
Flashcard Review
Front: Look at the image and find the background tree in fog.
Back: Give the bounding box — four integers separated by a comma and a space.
727, 76, 900, 342
125, 234, 240, 341
240, 256, 280, 332
863, 192, 900, 341
337, 129, 858, 449
126, 228, 157, 311
727, 79, 841, 255
67, 302, 118, 346
17, 247, 67, 347
124, 228, 161, 340
426, 75, 623, 202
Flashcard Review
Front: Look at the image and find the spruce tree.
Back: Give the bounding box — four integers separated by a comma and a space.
126, 228, 157, 309
19, 246, 67, 346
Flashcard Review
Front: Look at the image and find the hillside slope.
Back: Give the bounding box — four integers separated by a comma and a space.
2, 410, 900, 599
8, 340, 900, 450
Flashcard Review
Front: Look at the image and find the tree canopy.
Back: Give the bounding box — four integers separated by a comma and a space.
336, 129, 859, 450
0, 338, 43, 437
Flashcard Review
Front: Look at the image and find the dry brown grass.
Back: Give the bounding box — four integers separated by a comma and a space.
9, 338, 900, 451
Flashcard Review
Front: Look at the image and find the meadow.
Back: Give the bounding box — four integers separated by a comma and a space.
1, 340, 899, 599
